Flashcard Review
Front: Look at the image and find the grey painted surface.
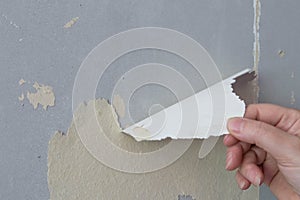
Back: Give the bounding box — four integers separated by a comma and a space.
258, 1, 300, 199
259, 1, 300, 109
0, 0, 289, 199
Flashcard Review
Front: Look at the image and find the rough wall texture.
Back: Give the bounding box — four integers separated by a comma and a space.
48, 99, 258, 200
0, 0, 262, 199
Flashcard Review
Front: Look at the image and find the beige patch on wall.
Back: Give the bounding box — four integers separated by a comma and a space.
27, 82, 55, 110
48, 99, 258, 200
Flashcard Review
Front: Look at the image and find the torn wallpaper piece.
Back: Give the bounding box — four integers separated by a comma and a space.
123, 69, 250, 141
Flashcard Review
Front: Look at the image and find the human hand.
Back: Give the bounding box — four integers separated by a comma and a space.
224, 104, 300, 199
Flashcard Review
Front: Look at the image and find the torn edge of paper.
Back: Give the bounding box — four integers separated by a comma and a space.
27, 82, 55, 110
123, 69, 249, 141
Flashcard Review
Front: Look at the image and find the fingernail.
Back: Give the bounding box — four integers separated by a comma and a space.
254, 176, 261, 186
225, 152, 232, 170
227, 118, 244, 133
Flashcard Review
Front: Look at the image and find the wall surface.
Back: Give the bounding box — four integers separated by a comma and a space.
258, 1, 300, 199
0, 0, 298, 199
259, 1, 300, 109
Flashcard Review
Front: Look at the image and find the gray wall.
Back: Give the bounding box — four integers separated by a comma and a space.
0, 0, 298, 199
258, 1, 300, 199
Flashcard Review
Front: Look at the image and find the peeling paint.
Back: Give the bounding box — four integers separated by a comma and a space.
26, 82, 56, 110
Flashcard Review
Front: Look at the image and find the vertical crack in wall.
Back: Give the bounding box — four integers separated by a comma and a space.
253, 0, 261, 72
252, 0, 261, 102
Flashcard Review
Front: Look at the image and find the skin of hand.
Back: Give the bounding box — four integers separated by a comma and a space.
224, 104, 300, 199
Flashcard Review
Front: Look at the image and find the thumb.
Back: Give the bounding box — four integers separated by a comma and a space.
227, 117, 300, 161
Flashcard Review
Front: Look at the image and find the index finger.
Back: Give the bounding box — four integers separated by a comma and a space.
244, 104, 300, 131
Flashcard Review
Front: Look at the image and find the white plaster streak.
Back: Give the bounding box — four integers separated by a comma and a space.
253, 0, 261, 72
252, 0, 261, 102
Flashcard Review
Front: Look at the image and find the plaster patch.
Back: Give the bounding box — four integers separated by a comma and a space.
64, 17, 79, 28
26, 82, 55, 110
112, 94, 126, 118
47, 98, 259, 200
